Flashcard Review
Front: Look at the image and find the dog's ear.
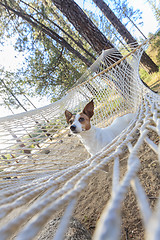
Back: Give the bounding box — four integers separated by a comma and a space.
83, 100, 94, 118
65, 110, 73, 124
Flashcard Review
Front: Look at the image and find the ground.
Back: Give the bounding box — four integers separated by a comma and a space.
6, 82, 159, 240
36, 129, 159, 240
37, 80, 160, 240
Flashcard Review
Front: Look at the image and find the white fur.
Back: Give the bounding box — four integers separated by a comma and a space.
72, 113, 134, 156
73, 114, 82, 132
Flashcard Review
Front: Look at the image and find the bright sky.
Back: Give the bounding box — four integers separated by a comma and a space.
128, 0, 159, 36
0, 38, 51, 115
0, 0, 159, 117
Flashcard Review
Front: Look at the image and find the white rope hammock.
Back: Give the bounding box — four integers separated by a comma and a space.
0, 38, 159, 240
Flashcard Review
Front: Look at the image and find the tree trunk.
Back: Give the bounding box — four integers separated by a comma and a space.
92, 0, 158, 73
51, 0, 115, 54
51, 0, 157, 94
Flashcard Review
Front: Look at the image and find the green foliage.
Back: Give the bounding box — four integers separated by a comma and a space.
139, 31, 160, 91
0, 0, 145, 107
0, 0, 95, 102
147, 31, 160, 65
146, 0, 160, 23
0, 68, 28, 109
139, 68, 152, 84
139, 66, 160, 93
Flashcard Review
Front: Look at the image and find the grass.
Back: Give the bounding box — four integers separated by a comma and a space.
139, 67, 160, 93
139, 32, 160, 93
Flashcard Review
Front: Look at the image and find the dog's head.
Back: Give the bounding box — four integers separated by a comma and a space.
65, 100, 94, 134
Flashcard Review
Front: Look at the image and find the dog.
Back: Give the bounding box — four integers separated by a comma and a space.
65, 100, 134, 156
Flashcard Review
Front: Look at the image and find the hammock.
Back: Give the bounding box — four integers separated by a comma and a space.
0, 38, 159, 240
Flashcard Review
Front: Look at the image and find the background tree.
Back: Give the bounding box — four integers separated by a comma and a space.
0, 0, 158, 109
0, 0, 97, 100
92, 0, 158, 73
146, 0, 160, 23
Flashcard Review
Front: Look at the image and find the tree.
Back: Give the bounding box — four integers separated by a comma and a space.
147, 0, 160, 23
0, 0, 97, 101
0, 68, 31, 110
51, 0, 115, 53
92, 0, 158, 73
0, 1, 92, 67
0, 0, 158, 107
0, 0, 118, 103
147, 30, 160, 65
49, 0, 157, 95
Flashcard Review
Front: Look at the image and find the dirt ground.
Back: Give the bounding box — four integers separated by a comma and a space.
36, 128, 160, 240
26, 81, 160, 240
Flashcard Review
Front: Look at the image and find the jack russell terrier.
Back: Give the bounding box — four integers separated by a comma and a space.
65, 100, 134, 156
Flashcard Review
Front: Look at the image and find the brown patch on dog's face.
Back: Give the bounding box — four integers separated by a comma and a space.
68, 115, 75, 125
78, 112, 91, 131
65, 110, 74, 124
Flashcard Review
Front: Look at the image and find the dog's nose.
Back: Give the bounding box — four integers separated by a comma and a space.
70, 125, 76, 132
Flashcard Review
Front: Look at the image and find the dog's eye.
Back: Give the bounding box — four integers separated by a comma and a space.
79, 117, 85, 122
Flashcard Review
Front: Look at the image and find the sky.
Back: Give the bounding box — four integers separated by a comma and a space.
127, 0, 159, 36
0, 0, 159, 117
76, 0, 159, 36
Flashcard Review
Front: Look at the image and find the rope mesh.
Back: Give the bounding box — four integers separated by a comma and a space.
0, 39, 159, 240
